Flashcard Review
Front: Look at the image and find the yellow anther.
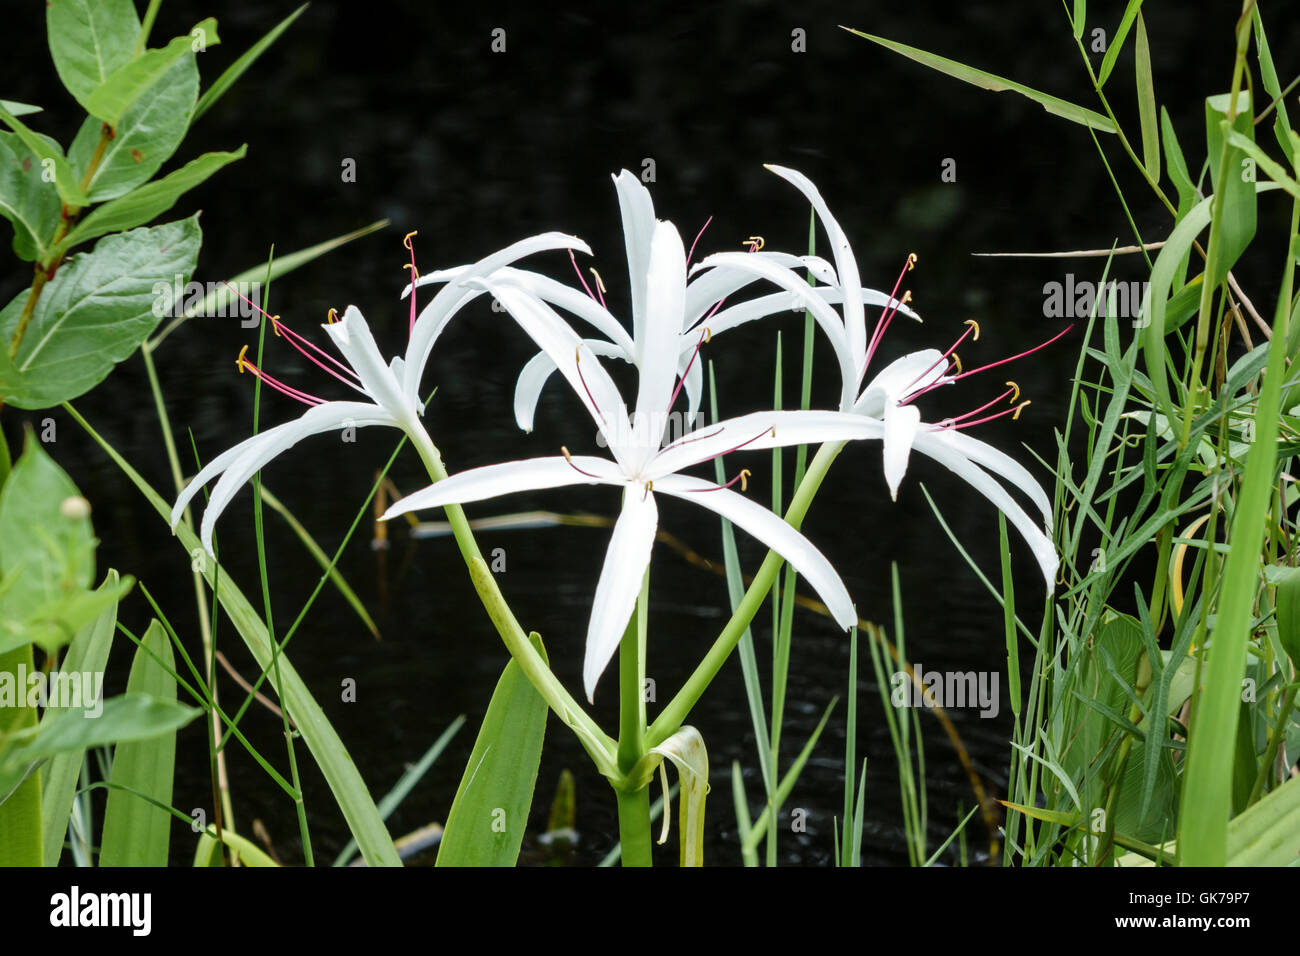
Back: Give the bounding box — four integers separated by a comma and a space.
1012, 400, 1032, 420
951, 353, 963, 374
738, 468, 751, 492
561, 446, 574, 462
744, 235, 765, 252
901, 290, 913, 304
1005, 381, 1020, 403
403, 262, 420, 282
964, 318, 980, 340
643, 480, 654, 500
906, 252, 918, 270
702, 328, 712, 343
574, 347, 582, 364
327, 308, 339, 324
590, 267, 606, 294
269, 314, 283, 337
236, 344, 250, 373
403, 231, 418, 250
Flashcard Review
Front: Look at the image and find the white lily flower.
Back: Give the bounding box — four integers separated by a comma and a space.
406, 170, 912, 435
693, 165, 1066, 585
383, 222, 875, 702
171, 231, 591, 553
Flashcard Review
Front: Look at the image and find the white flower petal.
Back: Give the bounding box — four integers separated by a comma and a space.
173, 402, 397, 554
380, 455, 622, 520
882, 402, 922, 500
929, 428, 1053, 527
855, 349, 950, 416
632, 221, 687, 458
474, 276, 633, 461
693, 251, 857, 408
679, 349, 704, 428
650, 410, 883, 477
403, 232, 591, 409
764, 164, 866, 358
699, 285, 916, 341
513, 339, 630, 433
910, 431, 1059, 585
654, 474, 856, 629
584, 487, 658, 702
613, 170, 657, 348
324, 307, 408, 418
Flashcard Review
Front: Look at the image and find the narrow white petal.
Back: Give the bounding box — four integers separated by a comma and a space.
403, 232, 592, 409
474, 276, 633, 460
650, 409, 883, 477
763, 165, 866, 358
680, 351, 704, 429
632, 221, 687, 458
654, 474, 856, 629
584, 488, 658, 702
929, 428, 1053, 527
324, 307, 408, 418
882, 402, 922, 500
910, 431, 1059, 585
699, 285, 916, 340
380, 455, 623, 520
177, 402, 396, 553
855, 349, 950, 416
613, 170, 657, 347
513, 340, 631, 433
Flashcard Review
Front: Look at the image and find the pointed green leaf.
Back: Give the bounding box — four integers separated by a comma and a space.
0, 105, 87, 207
193, 4, 307, 123
0, 215, 201, 409
1273, 566, 1300, 670
0, 130, 62, 261
100, 621, 178, 866
436, 634, 549, 867
46, 0, 141, 113
0, 102, 43, 118
846, 30, 1116, 133
86, 20, 220, 128
1097, 0, 1146, 87
1134, 12, 1160, 182
1205, 92, 1257, 287
57, 146, 245, 256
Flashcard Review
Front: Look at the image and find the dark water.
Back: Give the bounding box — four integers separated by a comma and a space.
4, 1, 1292, 865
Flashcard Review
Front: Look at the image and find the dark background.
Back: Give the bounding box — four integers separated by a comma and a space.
3, 1, 1294, 865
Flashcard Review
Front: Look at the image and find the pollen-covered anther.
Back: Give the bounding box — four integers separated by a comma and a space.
906, 252, 918, 271
950, 353, 963, 374
643, 480, 653, 500
901, 290, 913, 305
560, 446, 602, 480
1005, 380, 1020, 402
744, 235, 765, 252
1012, 400, 1031, 420
403, 230, 418, 250
236, 344, 250, 372
327, 308, 339, 324
738, 468, 751, 492
269, 314, 283, 337
590, 267, 606, 294
403, 261, 420, 282
964, 318, 980, 341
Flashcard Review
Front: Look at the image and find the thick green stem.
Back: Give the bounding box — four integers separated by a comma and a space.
616, 785, 654, 867
648, 440, 846, 747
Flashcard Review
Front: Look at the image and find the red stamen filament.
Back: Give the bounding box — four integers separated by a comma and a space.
936, 400, 1031, 430
223, 281, 363, 392
404, 231, 419, 335
666, 327, 710, 412
561, 446, 603, 480
237, 346, 324, 406
686, 216, 713, 268
936, 383, 1020, 429
696, 233, 766, 328
899, 319, 980, 402
946, 323, 1073, 384
570, 250, 600, 303
681, 468, 752, 493
573, 348, 606, 425
863, 253, 916, 370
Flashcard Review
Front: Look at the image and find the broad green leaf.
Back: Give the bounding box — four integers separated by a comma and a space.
86, 19, 220, 127
40, 571, 120, 866
1225, 129, 1300, 201
69, 56, 198, 202
1273, 566, 1300, 669
0, 646, 42, 865
0, 105, 87, 207
0, 215, 201, 408
9, 693, 197, 762
1227, 773, 1300, 865
0, 433, 96, 652
100, 621, 178, 866
0, 582, 130, 657
57, 146, 245, 255
46, 0, 141, 113
1134, 12, 1159, 183
68, 406, 402, 866
847, 30, 1116, 133
1072, 0, 1086, 39
436, 634, 549, 866
1097, 0, 1146, 87
0, 130, 62, 261
194, 4, 307, 123
1205, 92, 1257, 287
